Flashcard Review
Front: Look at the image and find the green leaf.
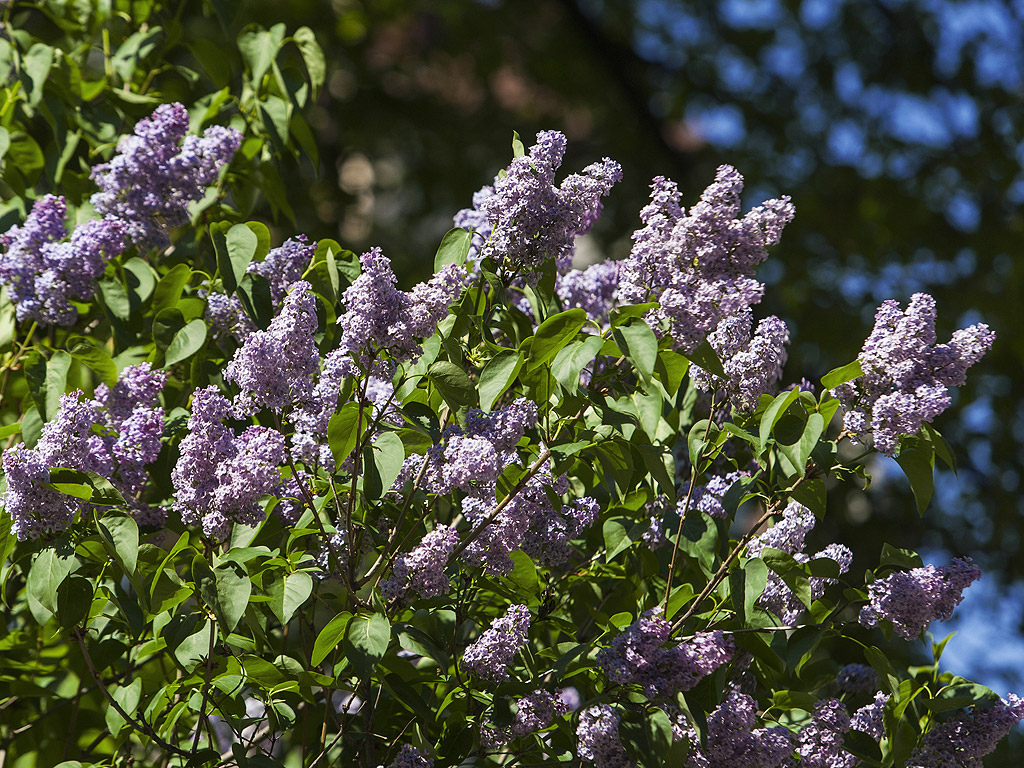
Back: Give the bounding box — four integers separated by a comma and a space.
511, 130, 526, 158
821, 359, 864, 390
27, 546, 76, 624
779, 412, 825, 477
152, 264, 193, 314
742, 557, 769, 622
367, 431, 406, 500
267, 571, 313, 625
104, 678, 142, 735
613, 319, 658, 383
602, 516, 645, 561
98, 514, 139, 576
344, 611, 391, 678
237, 23, 286, 85
327, 401, 361, 466
434, 228, 473, 272
428, 360, 477, 408
312, 612, 353, 666
759, 387, 801, 447
165, 319, 207, 366
43, 351, 72, 422
293, 26, 325, 95
896, 437, 935, 515
527, 308, 587, 370
551, 335, 604, 396
68, 338, 118, 388
214, 222, 259, 294
506, 550, 540, 607
23, 43, 53, 107
174, 619, 215, 670
478, 349, 524, 412
153, 307, 185, 352
194, 557, 251, 634
55, 577, 92, 629
685, 338, 726, 379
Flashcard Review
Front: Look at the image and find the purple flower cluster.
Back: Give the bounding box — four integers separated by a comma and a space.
850, 691, 889, 740
171, 387, 285, 540
225, 281, 320, 416
597, 608, 734, 699
91, 102, 241, 248
205, 291, 256, 342
2, 364, 166, 539
907, 694, 1024, 768
483, 690, 570, 748
381, 525, 459, 603
692, 311, 790, 412
747, 501, 853, 623
835, 663, 877, 694
684, 690, 794, 768
832, 292, 995, 455
556, 260, 620, 327
796, 698, 857, 768
576, 704, 634, 768
0, 195, 127, 325
337, 247, 464, 370
456, 131, 622, 275
387, 745, 433, 768
859, 557, 981, 639
248, 235, 317, 303
462, 604, 531, 682
618, 167, 794, 354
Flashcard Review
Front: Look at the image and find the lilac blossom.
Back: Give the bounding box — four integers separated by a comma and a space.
835, 663, 877, 694
456, 131, 622, 275
692, 311, 790, 412
90, 102, 241, 248
337, 247, 464, 369
851, 692, 889, 741
597, 608, 734, 699
831, 293, 995, 455
684, 690, 794, 768
387, 745, 433, 768
796, 698, 856, 768
171, 387, 285, 540
483, 690, 570, 748
577, 704, 634, 768
618, 168, 794, 354
381, 525, 459, 602
247, 235, 317, 303
0, 195, 127, 325
462, 604, 531, 682
205, 291, 255, 342
907, 694, 1024, 767
859, 557, 982, 638
225, 281, 320, 416
556, 260, 620, 327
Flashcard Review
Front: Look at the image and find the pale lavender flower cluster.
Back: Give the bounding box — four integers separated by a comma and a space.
576, 704, 634, 768
248, 235, 317, 303
225, 281, 320, 416
171, 387, 285, 540
831, 293, 995, 455
688, 469, 753, 520
387, 745, 433, 768
456, 131, 622, 275
483, 690, 570, 748
2, 364, 167, 539
90, 102, 241, 248
850, 691, 889, 741
204, 291, 255, 342
381, 525, 459, 603
684, 690, 794, 768
597, 608, 734, 699
0, 195, 127, 325
796, 698, 857, 768
618, 167, 794, 354
556, 260, 620, 327
747, 501, 853, 623
692, 310, 790, 412
337, 247, 464, 369
462, 604, 531, 682
907, 694, 1024, 768
859, 557, 981, 639
835, 663, 877, 694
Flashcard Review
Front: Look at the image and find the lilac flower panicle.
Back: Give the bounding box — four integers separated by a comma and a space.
381, 525, 459, 603
248, 235, 317, 303
484, 690, 570, 747
619, 167, 794, 354
859, 557, 982, 638
597, 608, 734, 699
462, 604, 531, 682
556, 260, 620, 327
90, 102, 242, 248
0, 195, 127, 325
205, 291, 255, 341
685, 690, 794, 768
225, 281, 320, 416
577, 704, 635, 768
747, 501, 815, 557
2, 445, 81, 540
832, 293, 995, 455
387, 744, 434, 768
459, 131, 622, 275
796, 699, 856, 768
836, 663, 877, 694
851, 692, 889, 741
691, 311, 790, 412
907, 694, 1024, 768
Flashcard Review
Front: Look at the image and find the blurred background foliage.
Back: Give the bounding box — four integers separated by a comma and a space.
3, 0, 1022, 748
